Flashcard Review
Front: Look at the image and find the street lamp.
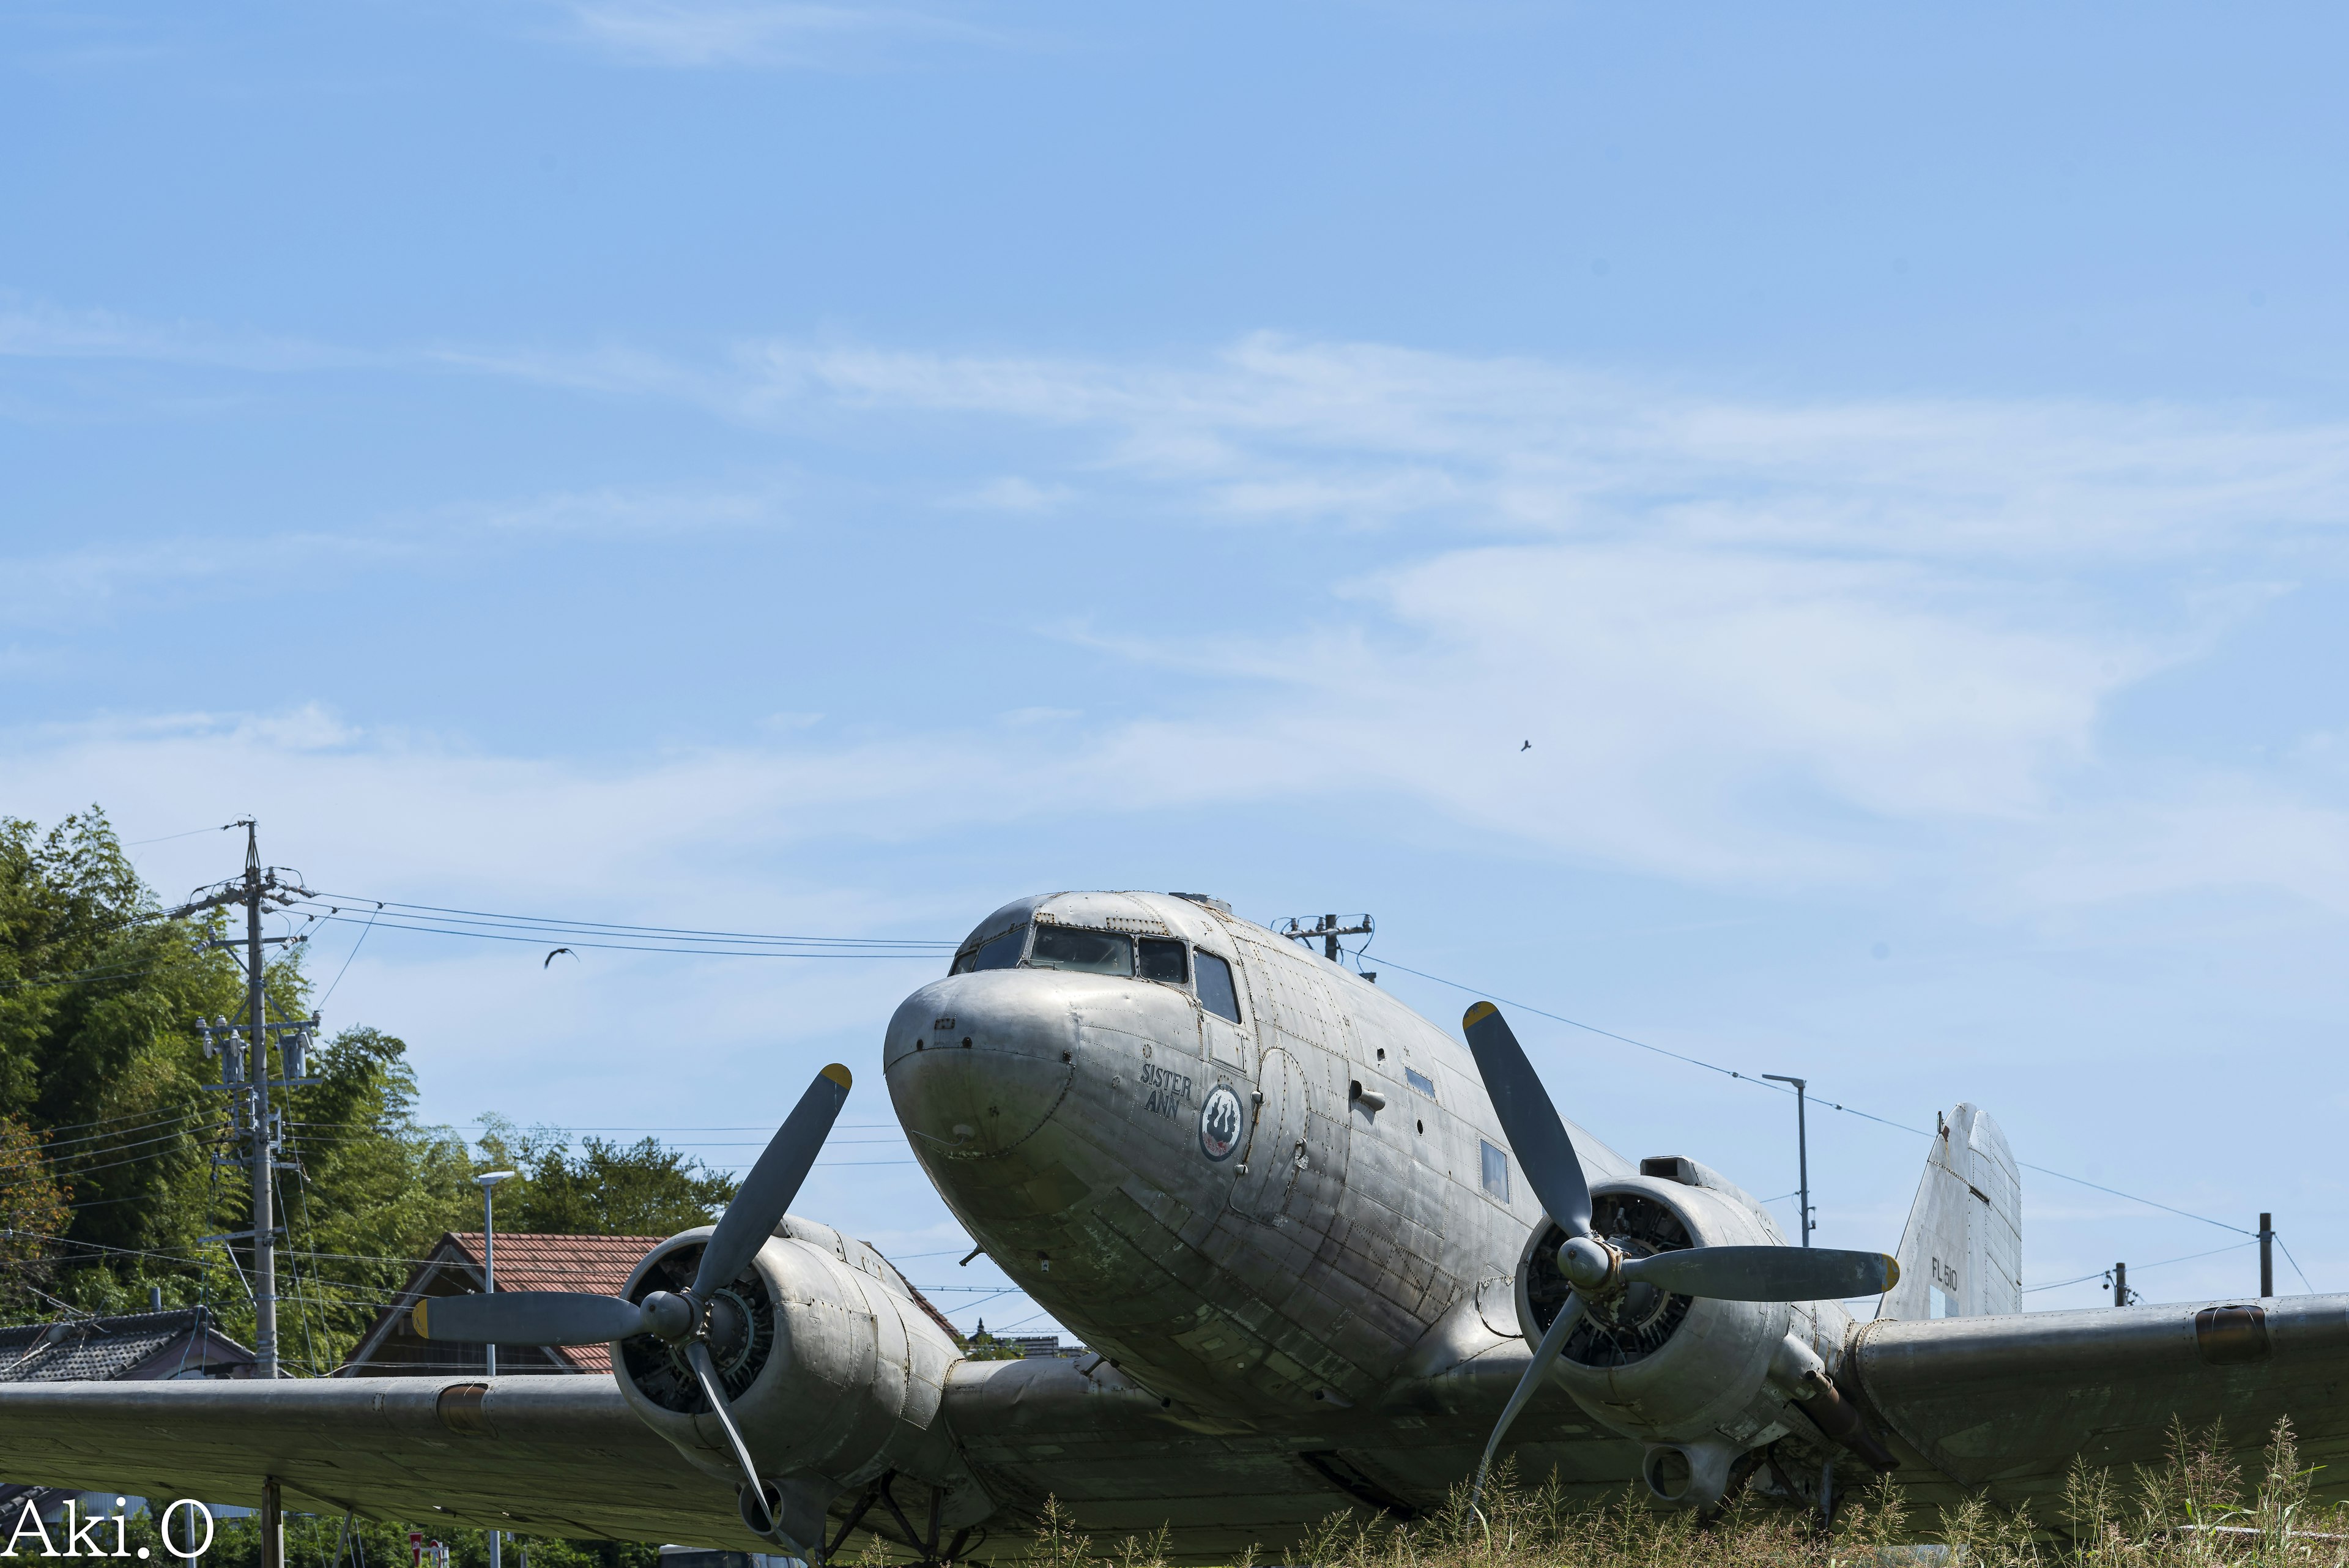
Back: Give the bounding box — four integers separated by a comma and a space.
1759, 1077, 1813, 1247
475, 1170, 516, 1568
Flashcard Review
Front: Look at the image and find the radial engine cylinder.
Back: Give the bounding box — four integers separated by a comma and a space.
1514, 1175, 1831, 1504
612, 1217, 965, 1496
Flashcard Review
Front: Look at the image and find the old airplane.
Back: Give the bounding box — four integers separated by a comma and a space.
1, 890, 2341, 1562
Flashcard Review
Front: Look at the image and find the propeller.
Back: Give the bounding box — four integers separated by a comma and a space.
1458, 1003, 1896, 1507
414, 1063, 853, 1543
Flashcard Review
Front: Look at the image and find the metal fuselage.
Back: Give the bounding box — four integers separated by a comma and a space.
886, 891, 1849, 1484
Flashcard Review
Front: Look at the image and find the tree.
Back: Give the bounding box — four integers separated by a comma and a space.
0, 1115, 70, 1315
473, 1117, 738, 1236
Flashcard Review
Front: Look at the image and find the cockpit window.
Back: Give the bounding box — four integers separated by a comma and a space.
1137, 938, 1188, 984
1195, 952, 1242, 1024
1030, 925, 1134, 976
951, 924, 1028, 975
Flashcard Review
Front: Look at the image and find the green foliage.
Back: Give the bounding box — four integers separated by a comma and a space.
0, 809, 750, 1372
0, 1113, 70, 1313
474, 1116, 737, 1236
962, 1318, 1027, 1361
0, 810, 253, 1309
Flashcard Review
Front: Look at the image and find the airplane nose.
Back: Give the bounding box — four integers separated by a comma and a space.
884, 972, 1078, 1164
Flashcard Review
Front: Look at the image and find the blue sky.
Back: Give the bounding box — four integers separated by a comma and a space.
7, 1, 2349, 1338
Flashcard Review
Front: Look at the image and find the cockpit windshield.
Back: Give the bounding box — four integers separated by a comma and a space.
1029, 925, 1134, 976
950, 923, 1028, 975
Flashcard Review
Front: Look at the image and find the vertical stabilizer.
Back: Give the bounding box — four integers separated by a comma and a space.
1877, 1103, 2022, 1320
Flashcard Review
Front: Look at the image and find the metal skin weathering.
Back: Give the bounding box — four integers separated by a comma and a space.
1, 890, 2345, 1564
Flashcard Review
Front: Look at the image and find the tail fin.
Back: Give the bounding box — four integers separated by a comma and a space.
1877, 1103, 2022, 1320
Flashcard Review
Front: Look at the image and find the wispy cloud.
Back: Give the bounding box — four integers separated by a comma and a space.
554, 0, 1003, 69
11, 302, 2349, 912
0, 480, 791, 631
0, 295, 368, 374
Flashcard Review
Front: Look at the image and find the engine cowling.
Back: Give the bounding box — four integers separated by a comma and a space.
612, 1214, 981, 1534
1512, 1169, 1845, 1506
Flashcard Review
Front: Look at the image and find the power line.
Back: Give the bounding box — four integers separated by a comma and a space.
287, 908, 950, 961
306, 894, 957, 949
1373, 948, 2257, 1239
125, 823, 242, 847
2023, 1241, 2256, 1295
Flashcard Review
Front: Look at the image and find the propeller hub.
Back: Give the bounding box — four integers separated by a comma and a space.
642, 1289, 695, 1343
1559, 1235, 1621, 1295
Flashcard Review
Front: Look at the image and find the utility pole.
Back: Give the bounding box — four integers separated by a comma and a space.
2113, 1262, 2129, 1307
477, 1171, 516, 1568
2260, 1214, 2274, 1297
1761, 1075, 1813, 1246
1274, 913, 1375, 964
174, 820, 316, 1384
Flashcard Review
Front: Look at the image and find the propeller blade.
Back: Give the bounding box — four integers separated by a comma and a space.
692, 1063, 853, 1301
1621, 1245, 1899, 1302
685, 1339, 780, 1542
1461, 1003, 1591, 1239
1468, 1295, 1585, 1513
413, 1290, 651, 1346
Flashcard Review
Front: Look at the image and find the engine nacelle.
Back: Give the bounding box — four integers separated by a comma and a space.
613, 1214, 971, 1521
1513, 1165, 1846, 1507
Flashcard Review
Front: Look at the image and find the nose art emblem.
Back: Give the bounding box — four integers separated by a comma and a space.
1199, 1085, 1244, 1162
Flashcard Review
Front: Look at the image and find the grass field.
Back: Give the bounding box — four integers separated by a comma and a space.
1008, 1421, 2339, 1568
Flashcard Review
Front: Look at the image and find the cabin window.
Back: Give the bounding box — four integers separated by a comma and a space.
1138, 937, 1189, 984
1195, 953, 1242, 1024
952, 924, 1028, 974
1030, 925, 1134, 976
1405, 1067, 1437, 1099
1480, 1140, 1511, 1202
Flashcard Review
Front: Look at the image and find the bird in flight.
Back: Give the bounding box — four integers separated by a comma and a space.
1520, 740, 1532, 751
544, 947, 577, 967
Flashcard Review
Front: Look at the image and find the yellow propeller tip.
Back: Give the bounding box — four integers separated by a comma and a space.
412, 1300, 430, 1339
1463, 1001, 1498, 1028
821, 1062, 853, 1090
1882, 1256, 1901, 1290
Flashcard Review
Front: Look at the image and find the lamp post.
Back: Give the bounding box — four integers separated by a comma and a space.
476, 1170, 516, 1568
1760, 1076, 1812, 1247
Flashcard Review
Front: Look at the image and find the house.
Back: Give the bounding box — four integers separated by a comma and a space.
338, 1232, 968, 1377
339, 1232, 661, 1375
0, 1305, 256, 1383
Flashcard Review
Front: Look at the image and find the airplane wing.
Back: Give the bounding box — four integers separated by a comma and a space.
0, 1376, 760, 1551
1846, 1293, 2349, 1503
0, 1346, 1641, 1561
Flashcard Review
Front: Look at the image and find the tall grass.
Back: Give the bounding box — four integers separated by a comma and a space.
1020, 1421, 2341, 1568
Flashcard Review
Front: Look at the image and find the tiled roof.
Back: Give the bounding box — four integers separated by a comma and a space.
344, 1232, 973, 1377
442, 1234, 661, 1373
447, 1233, 658, 1295
0, 1309, 251, 1383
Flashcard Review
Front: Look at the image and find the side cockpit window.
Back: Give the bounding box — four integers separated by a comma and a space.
952, 924, 1028, 975
1195, 952, 1242, 1024
1138, 937, 1188, 984
1030, 925, 1134, 976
